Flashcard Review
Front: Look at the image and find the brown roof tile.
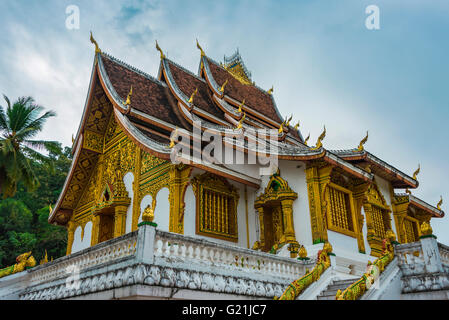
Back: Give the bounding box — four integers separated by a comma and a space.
206, 58, 283, 123
101, 54, 189, 129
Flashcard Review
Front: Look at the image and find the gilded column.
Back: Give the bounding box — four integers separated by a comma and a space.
132, 147, 142, 231
281, 198, 299, 258
168, 164, 192, 234
391, 196, 409, 243
114, 205, 128, 237
91, 214, 101, 246
66, 221, 76, 255
353, 183, 369, 254
305, 164, 330, 243
256, 206, 265, 249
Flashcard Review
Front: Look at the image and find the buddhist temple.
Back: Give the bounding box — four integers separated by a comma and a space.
1, 36, 448, 300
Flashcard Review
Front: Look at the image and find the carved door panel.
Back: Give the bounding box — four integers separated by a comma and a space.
99, 214, 114, 243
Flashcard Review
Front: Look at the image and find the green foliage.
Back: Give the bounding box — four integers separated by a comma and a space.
0, 143, 70, 267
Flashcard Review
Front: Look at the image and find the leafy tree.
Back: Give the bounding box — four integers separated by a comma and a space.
0, 95, 58, 198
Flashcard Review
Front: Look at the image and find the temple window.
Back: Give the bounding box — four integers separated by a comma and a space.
192, 173, 239, 242
403, 217, 419, 243
326, 183, 356, 236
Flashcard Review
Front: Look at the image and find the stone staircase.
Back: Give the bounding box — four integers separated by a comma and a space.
316, 279, 356, 300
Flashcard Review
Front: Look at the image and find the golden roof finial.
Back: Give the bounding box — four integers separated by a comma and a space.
278, 120, 285, 134
294, 121, 300, 130
219, 79, 228, 93
304, 133, 310, 146
123, 86, 133, 106
196, 39, 205, 57
238, 99, 245, 113
311, 126, 326, 150
155, 40, 165, 59
267, 86, 273, 95
356, 131, 369, 152
412, 164, 420, 180
71, 134, 75, 144
49, 204, 52, 214
285, 115, 293, 127
234, 113, 246, 131
90, 31, 101, 53
437, 195, 443, 211
188, 88, 198, 104
169, 127, 178, 148
405, 188, 412, 195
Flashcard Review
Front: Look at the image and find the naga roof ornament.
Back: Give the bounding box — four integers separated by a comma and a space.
294, 121, 300, 130
304, 133, 310, 146
235, 112, 246, 131
412, 164, 420, 180
356, 131, 369, 152
437, 196, 443, 211
123, 86, 133, 106
311, 126, 326, 150
196, 39, 205, 57
188, 88, 198, 104
238, 99, 245, 113
155, 40, 165, 59
90, 31, 101, 53
219, 79, 228, 93
267, 86, 274, 95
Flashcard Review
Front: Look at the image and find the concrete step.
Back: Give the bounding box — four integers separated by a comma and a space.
316, 279, 356, 300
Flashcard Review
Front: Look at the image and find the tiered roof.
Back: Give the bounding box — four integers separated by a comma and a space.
49, 39, 443, 225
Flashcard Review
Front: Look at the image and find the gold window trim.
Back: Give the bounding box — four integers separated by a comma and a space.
325, 182, 358, 238
191, 172, 239, 242
403, 216, 420, 243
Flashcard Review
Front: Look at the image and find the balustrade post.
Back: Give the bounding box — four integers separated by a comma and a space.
135, 223, 156, 265
420, 235, 443, 273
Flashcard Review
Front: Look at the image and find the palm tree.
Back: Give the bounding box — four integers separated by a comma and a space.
0, 95, 57, 198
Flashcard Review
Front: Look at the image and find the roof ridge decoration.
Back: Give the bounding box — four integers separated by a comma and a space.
196, 39, 205, 57
123, 86, 132, 106
304, 133, 310, 146
155, 40, 166, 59
412, 164, 420, 180
90, 31, 101, 53
223, 49, 252, 85
355, 131, 369, 152
267, 86, 273, 95
437, 196, 443, 211
310, 126, 326, 150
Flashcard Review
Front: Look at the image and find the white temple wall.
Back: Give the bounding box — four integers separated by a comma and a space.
123, 172, 134, 234
71, 221, 92, 254
154, 187, 170, 232
277, 160, 313, 246
71, 226, 82, 254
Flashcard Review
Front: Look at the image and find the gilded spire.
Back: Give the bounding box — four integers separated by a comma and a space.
304, 133, 310, 146
238, 99, 245, 113
356, 131, 369, 152
90, 31, 101, 53
412, 164, 420, 180
267, 86, 273, 95
235, 113, 246, 131
123, 86, 133, 106
196, 39, 205, 57
155, 40, 165, 59
437, 196, 443, 211
188, 88, 198, 104
311, 126, 326, 150
219, 79, 228, 93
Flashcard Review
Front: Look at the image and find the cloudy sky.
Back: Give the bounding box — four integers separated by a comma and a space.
0, 0, 448, 243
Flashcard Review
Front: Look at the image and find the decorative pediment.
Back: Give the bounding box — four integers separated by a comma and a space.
255, 170, 297, 206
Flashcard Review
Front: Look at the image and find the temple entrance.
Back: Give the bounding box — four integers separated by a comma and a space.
260, 205, 285, 252
98, 213, 115, 244
255, 170, 299, 257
